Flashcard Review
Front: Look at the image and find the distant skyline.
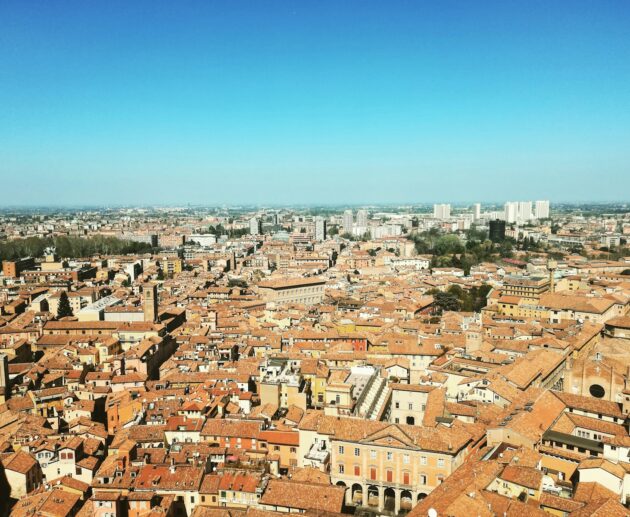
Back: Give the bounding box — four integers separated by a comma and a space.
1, 0, 630, 205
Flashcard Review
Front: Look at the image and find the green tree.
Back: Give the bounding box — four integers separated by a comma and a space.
435, 235, 464, 255
57, 291, 74, 318
433, 291, 461, 313
228, 278, 248, 288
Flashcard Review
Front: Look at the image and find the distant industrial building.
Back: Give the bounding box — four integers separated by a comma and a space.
489, 219, 506, 242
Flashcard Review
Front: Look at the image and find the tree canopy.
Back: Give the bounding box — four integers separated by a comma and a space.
57, 291, 74, 318
0, 235, 154, 262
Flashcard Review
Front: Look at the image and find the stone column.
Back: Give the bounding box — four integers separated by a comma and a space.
378, 486, 385, 512
411, 492, 418, 510
394, 489, 401, 514
362, 485, 368, 507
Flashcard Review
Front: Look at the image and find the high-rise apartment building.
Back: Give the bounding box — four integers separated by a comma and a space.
504, 200, 545, 223
356, 209, 368, 228
473, 203, 481, 221
249, 217, 262, 235
535, 200, 550, 219
342, 210, 353, 234
433, 204, 451, 219
518, 201, 533, 222
314, 217, 327, 241
504, 202, 518, 223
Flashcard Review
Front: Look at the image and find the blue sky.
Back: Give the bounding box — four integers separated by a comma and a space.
1, 0, 629, 205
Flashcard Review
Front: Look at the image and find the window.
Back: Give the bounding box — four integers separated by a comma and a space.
403, 454, 410, 464
419, 474, 427, 485
290, 447, 296, 453
589, 384, 606, 399
370, 467, 377, 480
354, 448, 360, 456
395, 402, 400, 409
338, 446, 345, 455
386, 469, 393, 482
370, 449, 377, 459
438, 458, 444, 468
408, 403, 413, 410
354, 465, 361, 476
338, 464, 345, 474
403, 471, 410, 485
421, 456, 427, 465
387, 452, 393, 461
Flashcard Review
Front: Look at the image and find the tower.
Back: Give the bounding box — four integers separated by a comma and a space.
143, 283, 159, 323
489, 219, 506, 242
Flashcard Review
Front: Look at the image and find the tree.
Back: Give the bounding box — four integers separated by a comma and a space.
435, 235, 464, 256
228, 278, 247, 288
433, 291, 461, 313
57, 291, 74, 318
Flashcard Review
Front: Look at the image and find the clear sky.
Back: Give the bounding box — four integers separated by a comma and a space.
1, 0, 629, 206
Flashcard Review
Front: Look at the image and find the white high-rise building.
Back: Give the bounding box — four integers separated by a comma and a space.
473, 203, 481, 221
535, 200, 550, 219
504, 202, 518, 223
518, 201, 533, 222
249, 217, 262, 235
433, 204, 451, 219
314, 217, 327, 241
504, 200, 539, 223
356, 209, 368, 228
342, 210, 353, 234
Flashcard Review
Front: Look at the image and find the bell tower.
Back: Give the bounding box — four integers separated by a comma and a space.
143, 283, 159, 323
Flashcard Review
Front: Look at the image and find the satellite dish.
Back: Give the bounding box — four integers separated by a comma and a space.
428, 509, 438, 517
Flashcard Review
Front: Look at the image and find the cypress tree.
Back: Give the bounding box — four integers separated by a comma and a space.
57, 291, 74, 318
